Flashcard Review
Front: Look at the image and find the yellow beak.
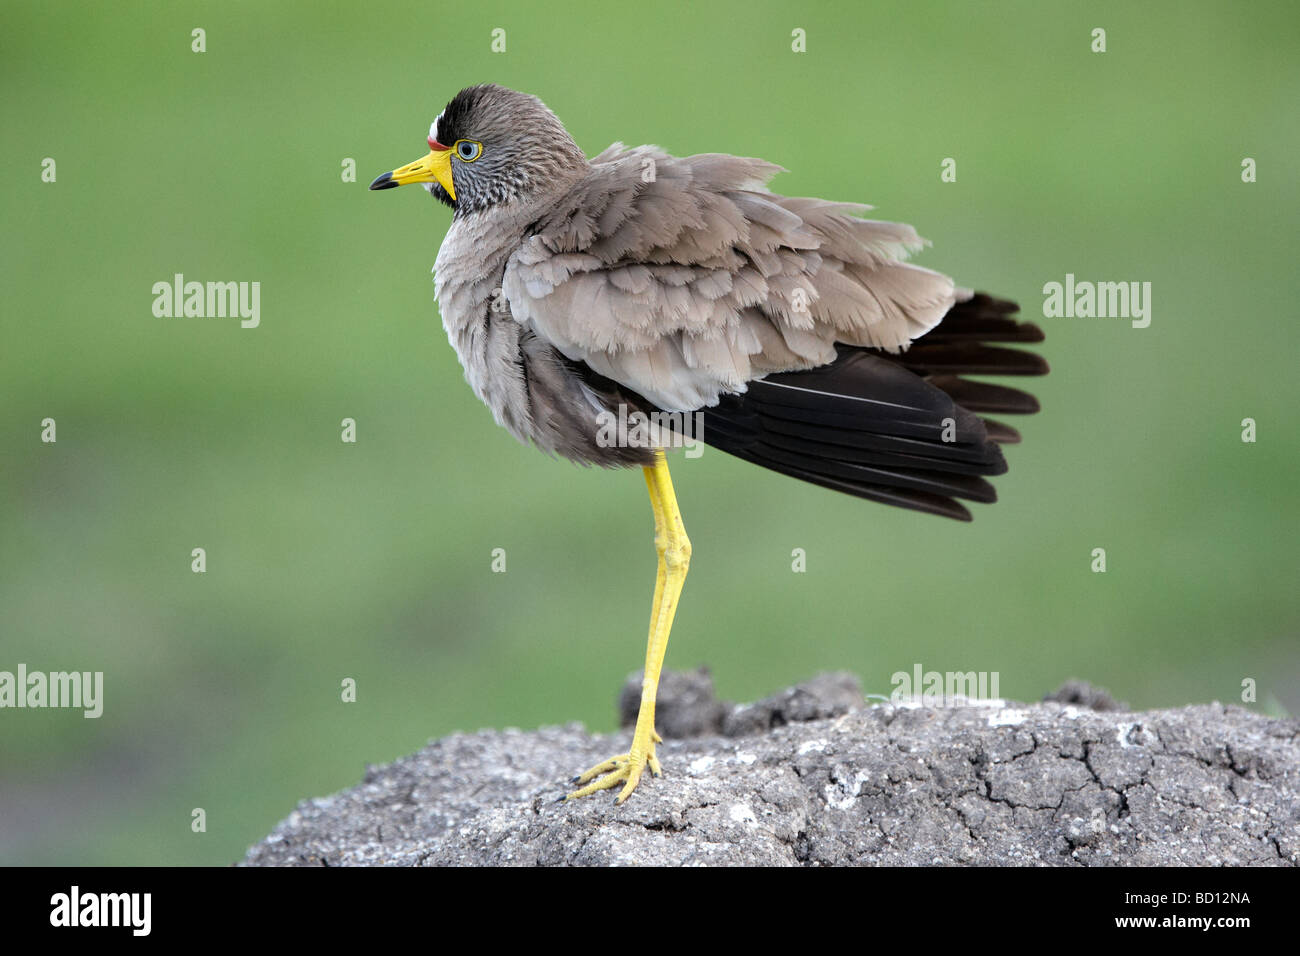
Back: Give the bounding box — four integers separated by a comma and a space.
369, 148, 455, 199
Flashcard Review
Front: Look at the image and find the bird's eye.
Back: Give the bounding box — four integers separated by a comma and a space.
455, 140, 483, 162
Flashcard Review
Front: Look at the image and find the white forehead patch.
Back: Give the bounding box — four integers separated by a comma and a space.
430, 111, 444, 144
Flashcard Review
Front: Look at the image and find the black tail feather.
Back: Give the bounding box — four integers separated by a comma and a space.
699, 293, 1046, 520
981, 418, 1023, 445
926, 375, 1041, 415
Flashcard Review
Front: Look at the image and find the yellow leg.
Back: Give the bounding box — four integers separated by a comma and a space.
568, 449, 690, 802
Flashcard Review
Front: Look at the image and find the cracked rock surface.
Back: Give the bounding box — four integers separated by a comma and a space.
241, 672, 1299, 866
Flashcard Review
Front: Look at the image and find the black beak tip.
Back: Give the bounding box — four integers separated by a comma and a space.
368, 172, 397, 191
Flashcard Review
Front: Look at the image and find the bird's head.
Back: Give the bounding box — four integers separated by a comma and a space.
369, 84, 587, 217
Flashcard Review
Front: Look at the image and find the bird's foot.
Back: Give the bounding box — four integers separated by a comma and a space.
567, 729, 663, 803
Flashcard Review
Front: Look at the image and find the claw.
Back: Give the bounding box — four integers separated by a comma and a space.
567, 737, 661, 802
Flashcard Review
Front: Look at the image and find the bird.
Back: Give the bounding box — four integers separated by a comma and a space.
370, 83, 1047, 803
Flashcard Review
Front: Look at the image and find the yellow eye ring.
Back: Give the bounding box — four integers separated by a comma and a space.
453, 139, 483, 162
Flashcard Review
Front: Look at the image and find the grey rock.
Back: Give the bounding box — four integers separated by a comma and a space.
615, 668, 861, 739
241, 673, 1300, 867
1044, 679, 1128, 712
618, 667, 729, 738
721, 671, 862, 737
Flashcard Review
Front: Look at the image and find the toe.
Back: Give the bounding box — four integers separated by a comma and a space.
567, 771, 626, 801
614, 769, 645, 804
573, 756, 625, 786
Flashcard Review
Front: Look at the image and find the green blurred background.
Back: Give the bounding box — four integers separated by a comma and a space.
2, 0, 1296, 865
